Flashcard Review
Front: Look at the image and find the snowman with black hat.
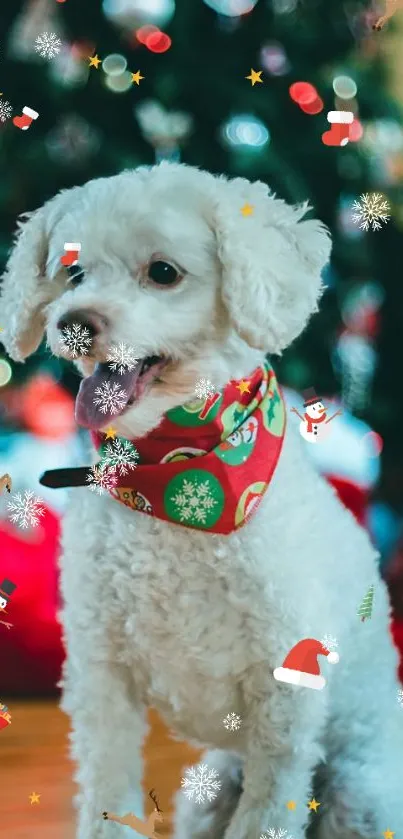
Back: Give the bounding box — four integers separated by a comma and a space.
291, 387, 342, 444
0, 578, 17, 630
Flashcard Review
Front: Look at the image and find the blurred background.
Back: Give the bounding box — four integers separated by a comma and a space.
1, 0, 403, 833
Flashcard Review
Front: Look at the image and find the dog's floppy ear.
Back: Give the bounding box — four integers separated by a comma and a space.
213, 176, 331, 353
0, 207, 51, 361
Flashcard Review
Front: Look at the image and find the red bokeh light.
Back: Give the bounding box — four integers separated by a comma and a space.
136, 24, 160, 44
22, 375, 75, 439
299, 96, 324, 115
145, 31, 172, 53
349, 118, 364, 142
72, 41, 96, 58
289, 81, 318, 106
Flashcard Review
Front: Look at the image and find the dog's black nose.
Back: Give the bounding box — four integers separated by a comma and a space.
57, 309, 100, 340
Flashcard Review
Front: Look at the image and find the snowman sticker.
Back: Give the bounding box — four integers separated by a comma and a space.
0, 578, 17, 630
291, 387, 342, 444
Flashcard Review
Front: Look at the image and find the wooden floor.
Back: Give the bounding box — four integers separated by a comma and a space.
1, 700, 201, 839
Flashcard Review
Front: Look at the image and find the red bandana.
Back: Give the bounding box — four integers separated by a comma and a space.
91, 362, 286, 535
304, 411, 327, 433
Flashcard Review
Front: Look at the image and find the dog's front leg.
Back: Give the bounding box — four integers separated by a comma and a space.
62, 657, 147, 839
224, 681, 327, 839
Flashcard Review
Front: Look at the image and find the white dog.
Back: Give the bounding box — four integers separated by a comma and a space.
1, 162, 402, 839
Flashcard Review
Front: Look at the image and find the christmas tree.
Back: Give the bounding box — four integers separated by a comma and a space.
358, 583, 375, 621
1, 0, 403, 509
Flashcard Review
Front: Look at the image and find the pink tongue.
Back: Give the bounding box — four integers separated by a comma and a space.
75, 362, 144, 430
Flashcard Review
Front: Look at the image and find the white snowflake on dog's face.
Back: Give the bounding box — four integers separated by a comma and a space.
107, 342, 139, 376
93, 381, 128, 415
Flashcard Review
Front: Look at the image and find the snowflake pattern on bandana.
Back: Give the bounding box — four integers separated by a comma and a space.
165, 470, 225, 529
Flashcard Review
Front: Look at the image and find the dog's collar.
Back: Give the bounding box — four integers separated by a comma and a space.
41, 362, 286, 535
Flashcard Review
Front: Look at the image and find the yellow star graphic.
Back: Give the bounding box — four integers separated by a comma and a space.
246, 68, 263, 86
236, 379, 251, 395
88, 54, 102, 69
308, 799, 320, 812
104, 426, 117, 440
0, 326, 4, 332
383, 831, 395, 839
241, 203, 254, 217
286, 800, 297, 811
29, 792, 41, 805
131, 71, 144, 85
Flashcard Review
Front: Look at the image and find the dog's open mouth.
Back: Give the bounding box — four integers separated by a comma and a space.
75, 355, 168, 430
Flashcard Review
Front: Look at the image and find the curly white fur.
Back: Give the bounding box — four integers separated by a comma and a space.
1, 162, 402, 839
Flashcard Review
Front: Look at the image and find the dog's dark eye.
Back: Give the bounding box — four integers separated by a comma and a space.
67, 265, 85, 287
148, 260, 179, 286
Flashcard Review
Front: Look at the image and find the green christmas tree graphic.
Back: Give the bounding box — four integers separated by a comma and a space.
358, 585, 374, 622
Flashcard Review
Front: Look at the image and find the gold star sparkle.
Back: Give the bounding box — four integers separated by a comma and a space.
241, 203, 254, 217
104, 426, 117, 440
236, 379, 251, 395
29, 793, 41, 805
383, 831, 395, 839
88, 54, 102, 69
246, 68, 263, 86
286, 801, 297, 811
308, 799, 321, 812
131, 71, 144, 85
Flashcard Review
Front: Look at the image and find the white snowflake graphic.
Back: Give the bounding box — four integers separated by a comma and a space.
398, 688, 403, 708
351, 193, 390, 232
170, 478, 217, 525
59, 323, 93, 358
7, 490, 45, 529
93, 381, 128, 415
35, 31, 62, 59
223, 712, 242, 732
106, 342, 139, 376
321, 634, 338, 652
261, 830, 293, 839
194, 377, 216, 400
100, 438, 139, 477
85, 465, 118, 495
181, 762, 221, 804
0, 100, 13, 122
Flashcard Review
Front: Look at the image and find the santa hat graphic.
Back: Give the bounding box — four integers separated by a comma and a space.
273, 638, 339, 690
